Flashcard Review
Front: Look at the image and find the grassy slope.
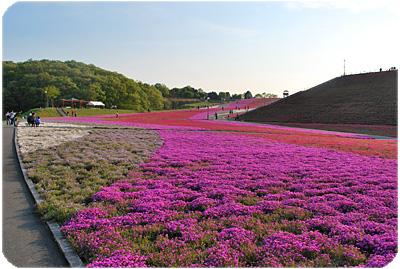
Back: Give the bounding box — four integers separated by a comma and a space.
23, 108, 61, 118
241, 71, 398, 137
62, 108, 137, 117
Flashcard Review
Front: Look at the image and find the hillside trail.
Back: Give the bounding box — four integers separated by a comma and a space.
205, 107, 397, 141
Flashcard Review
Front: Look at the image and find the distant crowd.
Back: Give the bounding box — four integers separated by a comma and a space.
380, 67, 397, 72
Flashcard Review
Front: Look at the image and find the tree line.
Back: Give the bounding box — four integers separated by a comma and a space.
3, 59, 276, 114
3, 59, 165, 113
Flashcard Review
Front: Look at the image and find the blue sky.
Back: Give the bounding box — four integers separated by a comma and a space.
2, 1, 399, 96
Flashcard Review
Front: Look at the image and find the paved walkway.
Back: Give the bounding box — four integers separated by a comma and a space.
2, 124, 68, 267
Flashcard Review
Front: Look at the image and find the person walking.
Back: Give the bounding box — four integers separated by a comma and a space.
9, 111, 15, 125
13, 111, 22, 126
5, 111, 10, 125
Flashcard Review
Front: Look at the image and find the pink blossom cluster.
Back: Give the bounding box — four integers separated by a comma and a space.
198, 120, 373, 139
51, 112, 374, 139
189, 98, 276, 120
188, 109, 218, 120
50, 116, 206, 130
61, 131, 397, 267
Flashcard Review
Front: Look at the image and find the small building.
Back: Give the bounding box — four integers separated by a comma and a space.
60, 98, 89, 109
88, 101, 105, 108
283, 90, 289, 98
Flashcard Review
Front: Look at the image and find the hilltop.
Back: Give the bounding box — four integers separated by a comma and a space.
241, 70, 398, 133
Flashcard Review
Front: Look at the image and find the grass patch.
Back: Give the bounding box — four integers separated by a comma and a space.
23, 107, 61, 118
62, 108, 138, 117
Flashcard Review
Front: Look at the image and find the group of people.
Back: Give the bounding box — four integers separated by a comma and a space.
380, 67, 397, 72
27, 112, 41, 127
4, 111, 22, 126
5, 111, 42, 127
66, 111, 77, 117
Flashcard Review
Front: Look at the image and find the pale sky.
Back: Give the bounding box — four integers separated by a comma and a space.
2, 1, 399, 97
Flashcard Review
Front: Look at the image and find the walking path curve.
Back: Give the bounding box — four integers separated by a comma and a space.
2, 124, 68, 267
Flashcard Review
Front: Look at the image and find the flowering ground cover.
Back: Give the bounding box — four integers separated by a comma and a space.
51, 112, 397, 159
262, 122, 398, 138
31, 101, 397, 267
22, 127, 162, 223
233, 132, 397, 159
60, 131, 397, 267
191, 98, 280, 120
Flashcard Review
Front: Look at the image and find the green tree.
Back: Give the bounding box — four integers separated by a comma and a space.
244, 90, 253, 99
262, 92, 278, 98
154, 83, 170, 97
44, 85, 60, 107
219, 92, 230, 100
232, 94, 243, 100
207, 91, 220, 100
183, 91, 195, 98
2, 59, 168, 113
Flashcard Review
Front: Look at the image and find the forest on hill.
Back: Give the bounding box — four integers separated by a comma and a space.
3, 59, 260, 114
3, 59, 165, 113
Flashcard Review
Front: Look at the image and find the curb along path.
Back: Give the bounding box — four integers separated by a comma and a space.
2, 124, 83, 267
14, 125, 85, 267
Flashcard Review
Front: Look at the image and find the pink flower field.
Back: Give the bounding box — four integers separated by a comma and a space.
39, 103, 397, 267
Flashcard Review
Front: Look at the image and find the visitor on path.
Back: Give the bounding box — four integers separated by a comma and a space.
13, 112, 19, 126
9, 111, 15, 125
116, 111, 119, 118
5, 111, 10, 125
214, 112, 218, 120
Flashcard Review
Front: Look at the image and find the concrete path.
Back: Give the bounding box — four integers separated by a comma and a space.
2, 124, 68, 267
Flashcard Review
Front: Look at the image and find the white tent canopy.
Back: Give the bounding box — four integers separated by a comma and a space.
88, 101, 105, 106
